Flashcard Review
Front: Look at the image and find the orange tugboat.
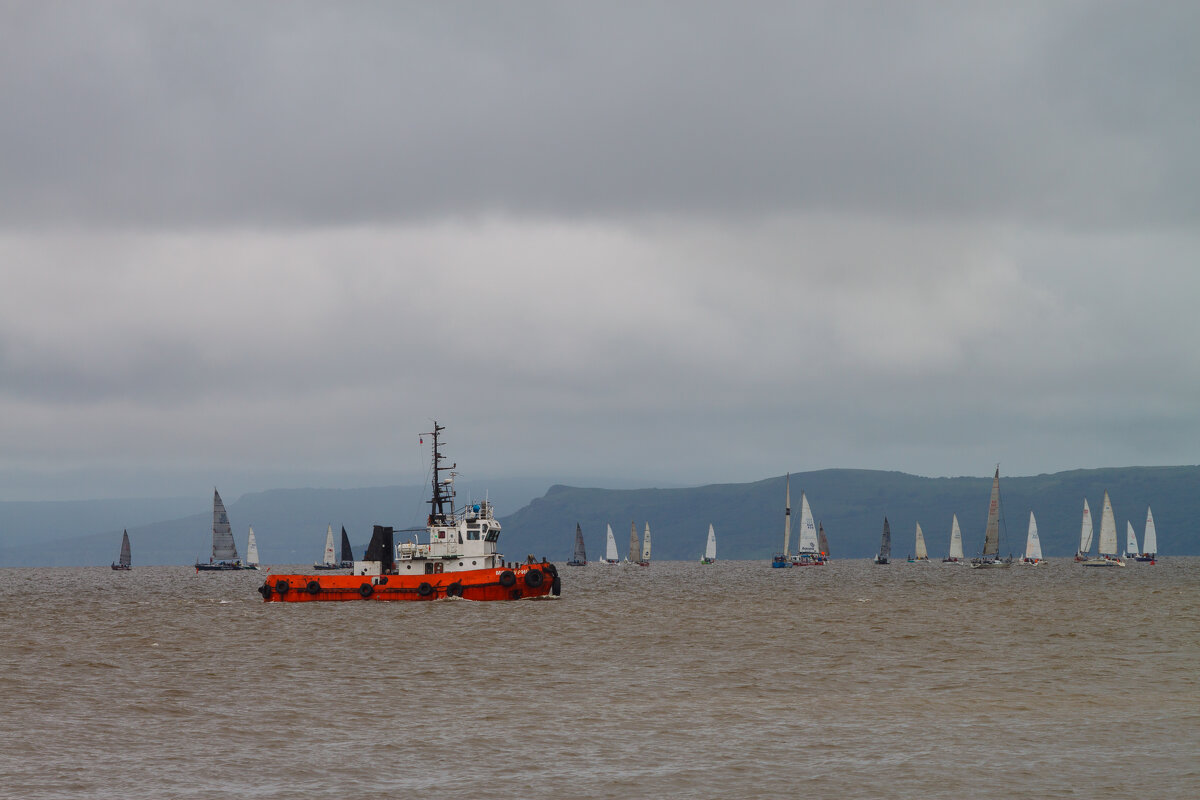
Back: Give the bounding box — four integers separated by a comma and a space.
259, 422, 559, 603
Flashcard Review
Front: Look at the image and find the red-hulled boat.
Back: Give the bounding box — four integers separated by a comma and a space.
259, 422, 559, 603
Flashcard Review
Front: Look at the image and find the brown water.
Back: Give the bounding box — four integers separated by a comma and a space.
2, 559, 1197, 799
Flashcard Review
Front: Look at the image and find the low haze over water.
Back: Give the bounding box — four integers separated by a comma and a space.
3, 560, 1196, 799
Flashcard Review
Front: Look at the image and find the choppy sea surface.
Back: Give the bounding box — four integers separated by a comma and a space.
2, 558, 1197, 799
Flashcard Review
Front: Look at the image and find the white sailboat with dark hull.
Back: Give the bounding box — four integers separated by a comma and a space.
600, 524, 620, 564
1080, 491, 1124, 567
790, 491, 825, 565
246, 526, 259, 570
969, 467, 1012, 568
771, 473, 793, 568
1020, 512, 1044, 565
907, 522, 930, 562
314, 524, 341, 570
874, 517, 891, 565
636, 523, 651, 566
700, 524, 717, 564
1123, 521, 1139, 560
111, 529, 132, 571
943, 515, 964, 563
1134, 507, 1158, 563
1074, 499, 1094, 562
567, 523, 588, 566
195, 489, 254, 571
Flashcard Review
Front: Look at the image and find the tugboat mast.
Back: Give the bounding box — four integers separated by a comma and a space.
425, 421, 456, 525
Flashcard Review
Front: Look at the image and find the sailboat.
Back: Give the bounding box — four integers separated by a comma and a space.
1123, 521, 1139, 560
700, 523, 717, 564
874, 517, 891, 564
567, 523, 588, 566
771, 473, 794, 568
907, 522, 930, 562
817, 521, 830, 561
313, 524, 340, 570
1074, 499, 1094, 562
942, 514, 964, 563
246, 526, 260, 570
111, 529, 132, 570
1020, 512, 1044, 564
195, 488, 253, 570
625, 521, 639, 565
1134, 507, 1157, 562
600, 524, 620, 564
338, 526, 354, 568
637, 523, 651, 566
1081, 490, 1124, 567
969, 467, 1012, 568
791, 491, 825, 565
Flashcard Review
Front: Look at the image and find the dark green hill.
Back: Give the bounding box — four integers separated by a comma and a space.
499, 466, 1199, 560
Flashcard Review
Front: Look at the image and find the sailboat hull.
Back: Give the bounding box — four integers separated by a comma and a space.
1080, 557, 1125, 567
312, 563, 344, 570
261, 563, 558, 602
196, 562, 256, 571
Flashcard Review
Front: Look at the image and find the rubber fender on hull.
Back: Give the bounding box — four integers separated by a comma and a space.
306, 580, 321, 595
446, 582, 463, 597
258, 583, 272, 599
417, 582, 434, 597
524, 569, 545, 589
359, 582, 374, 598
274, 579, 290, 595
543, 562, 559, 578
498, 570, 516, 587
551, 575, 561, 596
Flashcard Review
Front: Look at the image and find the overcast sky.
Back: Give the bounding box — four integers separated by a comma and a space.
2, 1, 1198, 501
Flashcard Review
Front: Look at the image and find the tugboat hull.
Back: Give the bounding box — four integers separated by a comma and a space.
260, 563, 559, 602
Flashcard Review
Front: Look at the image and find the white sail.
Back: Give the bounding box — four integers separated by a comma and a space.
1098, 491, 1118, 555
605, 524, 619, 561
782, 473, 792, 555
1143, 507, 1157, 555
796, 491, 819, 554
322, 524, 336, 566
914, 522, 928, 560
1079, 499, 1094, 555
1024, 512, 1042, 560
627, 521, 639, 562
246, 526, 259, 566
705, 524, 717, 560
641, 523, 651, 562
1124, 521, 1138, 557
948, 515, 963, 560
211, 489, 239, 562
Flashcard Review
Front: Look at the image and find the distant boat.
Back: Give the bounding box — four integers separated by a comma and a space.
874, 517, 891, 565
338, 526, 354, 568
111, 529, 132, 571
1123, 521, 1139, 560
1020, 512, 1044, 565
942, 515, 964, 563
907, 522, 930, 562
637, 523, 651, 566
1074, 499, 1094, 562
817, 521, 830, 561
791, 491, 825, 565
246, 526, 260, 570
601, 524, 620, 564
1081, 491, 1124, 567
1134, 507, 1157, 563
771, 473, 794, 568
195, 489, 253, 571
700, 523, 717, 564
969, 467, 1012, 568
567, 523, 587, 566
313, 524, 340, 570
625, 521, 639, 564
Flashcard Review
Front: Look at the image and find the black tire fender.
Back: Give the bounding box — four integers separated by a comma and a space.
306, 580, 321, 595
524, 568, 545, 589
498, 570, 516, 588
417, 582, 434, 597
274, 579, 290, 595
551, 575, 561, 596
446, 582, 463, 597
258, 583, 272, 599
359, 582, 373, 598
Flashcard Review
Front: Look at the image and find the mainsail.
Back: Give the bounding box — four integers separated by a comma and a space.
1025, 512, 1042, 560
117, 529, 132, 568
340, 526, 354, 564
1079, 499, 1094, 555
605, 524, 619, 561
705, 524, 717, 561
1124, 521, 1139, 557
948, 515, 963, 560
211, 489, 239, 562
879, 517, 892, 561
627, 521, 639, 562
641, 523, 651, 562
246, 526, 259, 567
1098, 491, 1118, 555
321, 524, 336, 567
914, 522, 928, 559
817, 522, 829, 557
782, 473, 792, 556
1143, 507, 1157, 555
572, 523, 587, 563
981, 467, 1001, 558
796, 491, 819, 554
